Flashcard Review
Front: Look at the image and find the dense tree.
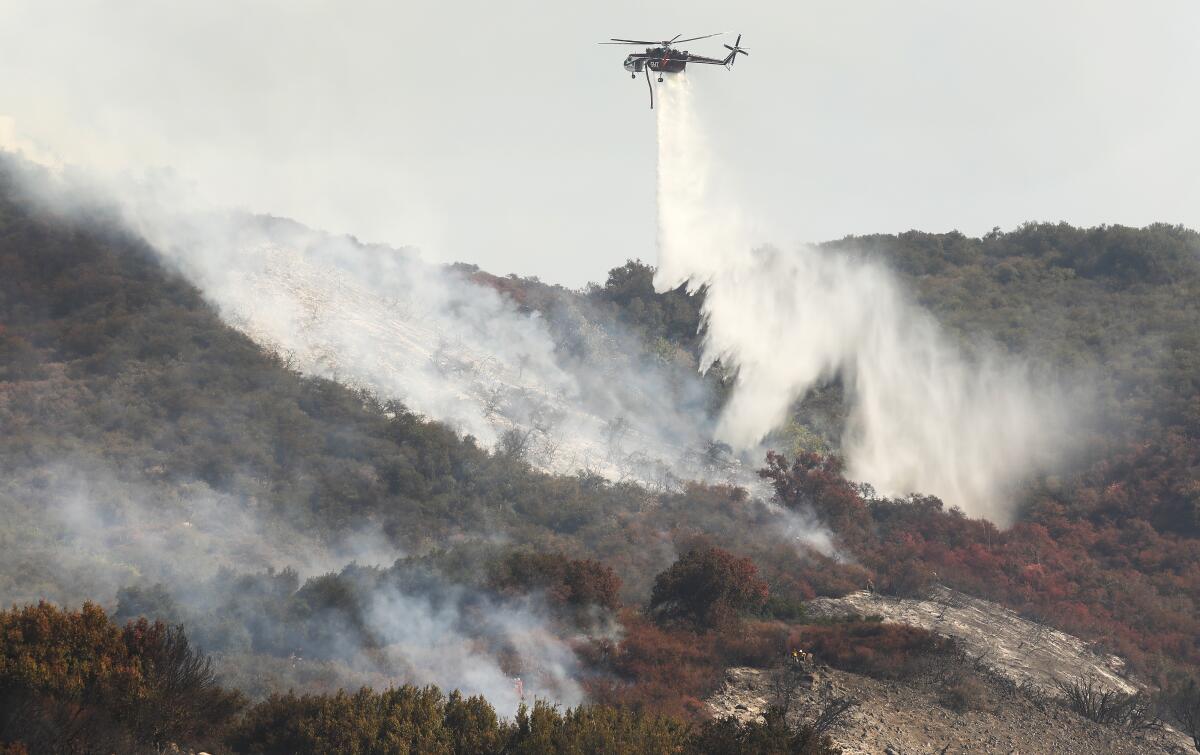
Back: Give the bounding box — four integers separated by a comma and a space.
228, 686, 505, 754
649, 546, 769, 631
692, 707, 841, 755
487, 551, 622, 616
0, 603, 242, 753
1, 601, 853, 754
229, 682, 841, 754
759, 452, 872, 549
585, 259, 704, 353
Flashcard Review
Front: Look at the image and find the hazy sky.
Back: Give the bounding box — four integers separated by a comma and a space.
2, 1, 1198, 286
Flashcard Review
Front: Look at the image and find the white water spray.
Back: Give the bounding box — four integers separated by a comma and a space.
654, 75, 1072, 523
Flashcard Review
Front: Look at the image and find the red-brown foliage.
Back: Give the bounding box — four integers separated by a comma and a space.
487, 551, 622, 613
763, 443, 1200, 677
0, 602, 242, 753
649, 546, 770, 630
579, 613, 953, 720
711, 619, 951, 680
792, 622, 954, 678
760, 451, 873, 547
580, 612, 722, 720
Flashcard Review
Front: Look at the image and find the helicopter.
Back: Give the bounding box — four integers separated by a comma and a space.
601, 32, 748, 109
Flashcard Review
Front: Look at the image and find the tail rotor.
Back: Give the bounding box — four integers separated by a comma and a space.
722, 34, 748, 68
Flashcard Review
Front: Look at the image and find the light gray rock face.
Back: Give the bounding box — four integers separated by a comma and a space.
706, 587, 1197, 754
807, 586, 1137, 696
707, 666, 1189, 755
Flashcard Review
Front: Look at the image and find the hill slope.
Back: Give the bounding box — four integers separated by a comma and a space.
3, 157, 1200, 749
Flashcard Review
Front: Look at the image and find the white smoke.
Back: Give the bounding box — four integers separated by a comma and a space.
362, 585, 583, 713
0, 455, 580, 714
654, 75, 1073, 523
106, 181, 742, 492
0, 147, 834, 713
0, 141, 742, 491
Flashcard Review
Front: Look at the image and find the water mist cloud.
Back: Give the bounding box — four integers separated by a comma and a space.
654, 76, 1075, 523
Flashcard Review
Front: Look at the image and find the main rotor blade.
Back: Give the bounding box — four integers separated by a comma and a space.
606, 38, 658, 44
673, 32, 726, 44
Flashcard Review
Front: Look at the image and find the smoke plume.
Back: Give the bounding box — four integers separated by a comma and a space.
0, 143, 742, 492
0, 147, 833, 714
0, 454, 582, 714
654, 76, 1073, 523
115, 186, 738, 493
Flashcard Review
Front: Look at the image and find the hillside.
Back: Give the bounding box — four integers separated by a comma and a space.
3, 157, 1200, 752
0, 159, 834, 702
0, 162, 808, 604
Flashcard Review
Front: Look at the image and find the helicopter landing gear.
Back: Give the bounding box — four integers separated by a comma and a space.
657, 75, 664, 82
631, 72, 636, 78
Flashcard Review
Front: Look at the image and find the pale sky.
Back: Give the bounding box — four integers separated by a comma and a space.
2, 0, 1198, 286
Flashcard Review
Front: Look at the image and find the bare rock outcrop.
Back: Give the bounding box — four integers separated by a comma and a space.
707, 666, 1188, 754
807, 586, 1136, 697
706, 587, 1198, 753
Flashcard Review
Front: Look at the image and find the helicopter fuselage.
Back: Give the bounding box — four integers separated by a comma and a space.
623, 47, 690, 75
